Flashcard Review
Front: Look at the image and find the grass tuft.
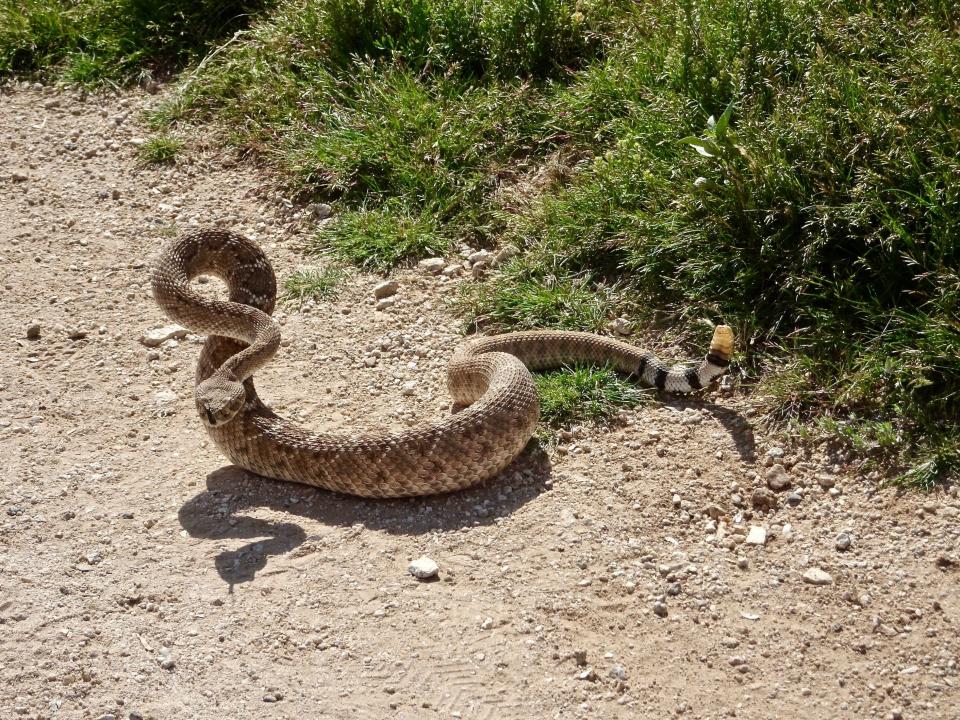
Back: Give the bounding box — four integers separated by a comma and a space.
281, 265, 345, 304
313, 205, 447, 272
535, 365, 651, 427
136, 135, 183, 165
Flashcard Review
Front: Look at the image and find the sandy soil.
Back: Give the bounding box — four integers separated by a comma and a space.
1, 83, 958, 720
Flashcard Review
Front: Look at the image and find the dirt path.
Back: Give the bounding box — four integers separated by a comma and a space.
1, 84, 957, 720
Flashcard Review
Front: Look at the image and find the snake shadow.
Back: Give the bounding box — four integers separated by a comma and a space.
177, 399, 754, 588
177, 443, 553, 588
662, 396, 757, 463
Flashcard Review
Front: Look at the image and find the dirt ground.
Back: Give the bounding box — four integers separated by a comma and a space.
1, 84, 958, 720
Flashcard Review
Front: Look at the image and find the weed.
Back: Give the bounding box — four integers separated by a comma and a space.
282, 266, 345, 304
136, 135, 183, 165
314, 204, 447, 272
535, 365, 651, 427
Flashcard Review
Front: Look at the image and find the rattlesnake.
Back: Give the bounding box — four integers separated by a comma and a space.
152, 229, 734, 497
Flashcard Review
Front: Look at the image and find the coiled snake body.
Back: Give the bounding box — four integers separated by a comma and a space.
152, 230, 734, 497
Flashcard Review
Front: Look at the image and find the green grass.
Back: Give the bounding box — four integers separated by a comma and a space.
136, 135, 183, 164
5, 0, 959, 483
535, 365, 651, 427
0, 0, 269, 84
319, 204, 447, 272
281, 265, 345, 304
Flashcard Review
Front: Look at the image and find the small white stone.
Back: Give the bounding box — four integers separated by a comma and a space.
401, 381, 417, 396
408, 556, 439, 580
153, 389, 178, 405
468, 249, 492, 264
766, 464, 792, 491
745, 526, 767, 546
610, 317, 632, 336
307, 202, 333, 219
492, 244, 518, 267
802, 568, 833, 586
441, 264, 462, 277
418, 258, 445, 274
372, 280, 399, 299
141, 324, 188, 347
375, 297, 396, 311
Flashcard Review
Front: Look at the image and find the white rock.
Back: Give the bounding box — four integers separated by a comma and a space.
468, 249, 492, 264
375, 298, 396, 311
492, 244, 518, 267
766, 464, 792, 491
408, 556, 439, 580
418, 258, 445, 274
401, 381, 417, 396
141, 324, 187, 347
802, 568, 833, 586
153, 389, 178, 405
307, 202, 333, 219
372, 280, 399, 299
745, 526, 767, 546
441, 264, 462, 277
610, 317, 632, 336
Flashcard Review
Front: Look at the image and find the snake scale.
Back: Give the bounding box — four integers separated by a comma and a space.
152, 229, 734, 497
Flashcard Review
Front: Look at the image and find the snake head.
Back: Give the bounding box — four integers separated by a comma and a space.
196, 374, 246, 427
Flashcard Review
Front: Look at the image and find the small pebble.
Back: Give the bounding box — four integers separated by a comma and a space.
372, 280, 399, 299
745, 526, 767, 546
26, 322, 41, 339
141, 324, 188, 347
802, 568, 834, 586
652, 602, 668, 618
835, 532, 852, 552
408, 556, 439, 580
418, 258, 445, 275
307, 202, 333, 219
765, 464, 791, 491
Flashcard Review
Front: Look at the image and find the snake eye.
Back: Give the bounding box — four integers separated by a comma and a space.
205, 407, 218, 426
